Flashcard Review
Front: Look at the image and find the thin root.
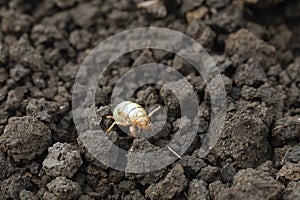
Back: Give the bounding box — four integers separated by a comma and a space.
167, 145, 182, 159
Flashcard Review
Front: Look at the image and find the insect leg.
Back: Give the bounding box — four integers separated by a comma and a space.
129, 126, 137, 138
106, 122, 117, 133
149, 122, 155, 131
106, 116, 114, 119
137, 125, 141, 133
106, 121, 129, 133
148, 105, 161, 117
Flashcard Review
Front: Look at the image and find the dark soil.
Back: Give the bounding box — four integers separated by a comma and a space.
0, 0, 300, 199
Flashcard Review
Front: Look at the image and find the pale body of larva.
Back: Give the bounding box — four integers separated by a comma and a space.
113, 101, 148, 126
106, 101, 160, 138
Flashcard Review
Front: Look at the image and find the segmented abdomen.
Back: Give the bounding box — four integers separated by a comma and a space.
113, 101, 147, 124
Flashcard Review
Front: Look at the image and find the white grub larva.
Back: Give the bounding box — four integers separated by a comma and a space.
106, 101, 160, 138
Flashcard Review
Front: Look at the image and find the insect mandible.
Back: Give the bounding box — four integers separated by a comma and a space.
106, 101, 160, 138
